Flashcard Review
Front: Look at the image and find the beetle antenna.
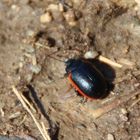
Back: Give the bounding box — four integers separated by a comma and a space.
46, 54, 66, 63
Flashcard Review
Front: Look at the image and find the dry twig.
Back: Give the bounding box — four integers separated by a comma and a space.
41, 121, 50, 140
12, 86, 51, 140
82, 90, 140, 119
128, 97, 140, 111
20, 93, 36, 113
99, 55, 122, 68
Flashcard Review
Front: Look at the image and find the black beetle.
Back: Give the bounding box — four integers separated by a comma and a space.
65, 58, 108, 99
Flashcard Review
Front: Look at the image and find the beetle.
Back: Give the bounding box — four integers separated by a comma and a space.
65, 58, 108, 99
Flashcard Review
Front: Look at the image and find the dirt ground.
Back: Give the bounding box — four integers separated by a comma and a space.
0, 0, 140, 140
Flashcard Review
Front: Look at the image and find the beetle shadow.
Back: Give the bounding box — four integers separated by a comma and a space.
87, 58, 116, 98
25, 84, 59, 140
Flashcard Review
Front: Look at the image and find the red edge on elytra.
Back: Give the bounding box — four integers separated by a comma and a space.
68, 73, 95, 100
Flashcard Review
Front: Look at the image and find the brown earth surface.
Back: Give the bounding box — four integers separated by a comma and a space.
0, 0, 140, 140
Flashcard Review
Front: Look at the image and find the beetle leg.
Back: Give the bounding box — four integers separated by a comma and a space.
65, 84, 73, 93
80, 96, 88, 104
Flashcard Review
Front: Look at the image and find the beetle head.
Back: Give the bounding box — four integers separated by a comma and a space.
65, 59, 80, 73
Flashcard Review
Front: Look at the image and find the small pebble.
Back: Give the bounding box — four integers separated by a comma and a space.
9, 112, 21, 119
63, 10, 77, 26
40, 12, 52, 23
107, 133, 114, 140
63, 10, 75, 21
11, 4, 18, 10
135, 0, 140, 6
47, 4, 59, 11
11, 4, 20, 12
68, 21, 77, 26
121, 108, 127, 114
120, 114, 128, 122
84, 51, 99, 59
19, 62, 23, 68
29, 64, 41, 74
58, 3, 64, 12
26, 30, 35, 37
134, 83, 140, 87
